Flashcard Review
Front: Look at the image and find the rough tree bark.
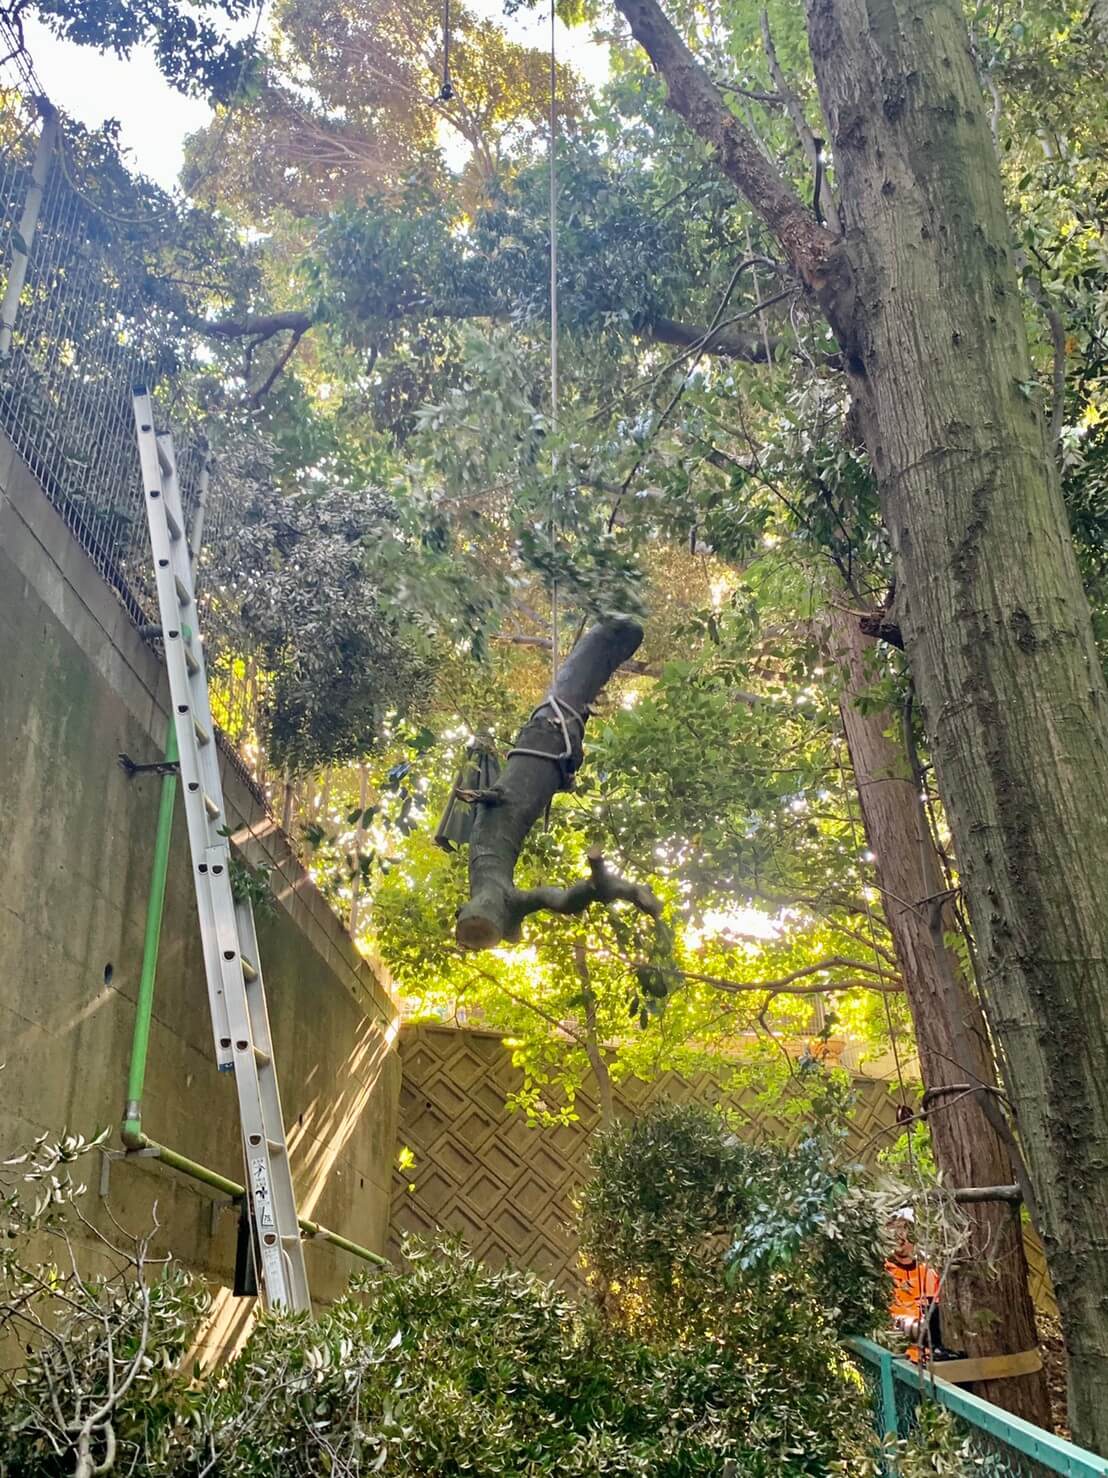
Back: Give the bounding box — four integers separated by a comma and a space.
456, 618, 662, 950
830, 603, 1050, 1425
612, 0, 1108, 1443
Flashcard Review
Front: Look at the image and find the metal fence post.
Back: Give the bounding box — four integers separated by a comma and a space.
0, 102, 58, 357
877, 1344, 898, 1442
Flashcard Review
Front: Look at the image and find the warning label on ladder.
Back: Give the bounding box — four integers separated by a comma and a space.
250, 1157, 276, 1228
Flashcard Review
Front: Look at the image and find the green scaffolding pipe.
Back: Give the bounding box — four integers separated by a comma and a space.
122, 720, 178, 1142
125, 1133, 244, 1199
122, 1132, 389, 1268
120, 720, 389, 1274
298, 1216, 389, 1268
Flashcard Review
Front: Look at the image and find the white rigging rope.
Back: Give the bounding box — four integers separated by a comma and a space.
548, 0, 561, 689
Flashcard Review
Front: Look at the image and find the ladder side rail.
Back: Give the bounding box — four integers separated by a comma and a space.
132, 397, 234, 1069
205, 843, 308, 1309
157, 432, 226, 830
235, 895, 311, 1310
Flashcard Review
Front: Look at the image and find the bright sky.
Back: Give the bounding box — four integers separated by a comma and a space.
20, 5, 609, 193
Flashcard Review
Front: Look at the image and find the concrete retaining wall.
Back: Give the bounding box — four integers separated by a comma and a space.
0, 430, 401, 1352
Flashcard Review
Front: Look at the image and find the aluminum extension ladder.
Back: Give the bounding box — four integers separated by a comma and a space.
131, 389, 311, 1313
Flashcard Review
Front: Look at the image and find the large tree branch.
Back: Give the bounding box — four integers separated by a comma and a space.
457, 618, 662, 949
646, 313, 777, 361
612, 0, 838, 291
416, 299, 787, 362
512, 849, 663, 930
494, 632, 659, 677
184, 298, 787, 374
186, 308, 315, 343
249, 326, 305, 406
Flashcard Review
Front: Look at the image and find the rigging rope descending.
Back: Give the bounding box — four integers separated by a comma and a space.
438, 0, 454, 100
548, 0, 560, 690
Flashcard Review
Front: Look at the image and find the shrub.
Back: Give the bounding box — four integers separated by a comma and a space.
1, 1118, 893, 1475
0, 1131, 208, 1477
199, 1238, 871, 1475
577, 1103, 894, 1471
579, 1102, 890, 1340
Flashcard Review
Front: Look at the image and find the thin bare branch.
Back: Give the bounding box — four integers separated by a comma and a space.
678, 956, 905, 996
249, 326, 305, 405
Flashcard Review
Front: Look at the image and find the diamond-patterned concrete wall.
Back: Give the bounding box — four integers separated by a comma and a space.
387, 1024, 904, 1291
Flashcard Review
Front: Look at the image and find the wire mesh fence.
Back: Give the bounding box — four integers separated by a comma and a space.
0, 92, 372, 828
0, 94, 222, 626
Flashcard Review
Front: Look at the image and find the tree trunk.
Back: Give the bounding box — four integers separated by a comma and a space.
612, 0, 1108, 1444
806, 6, 1108, 1444
830, 602, 1050, 1425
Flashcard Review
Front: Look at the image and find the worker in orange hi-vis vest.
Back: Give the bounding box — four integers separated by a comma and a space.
885, 1207, 942, 1362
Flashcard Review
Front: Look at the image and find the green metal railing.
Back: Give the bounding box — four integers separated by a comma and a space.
846, 1337, 1108, 1477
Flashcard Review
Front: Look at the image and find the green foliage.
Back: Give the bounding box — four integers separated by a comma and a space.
878, 1121, 937, 1180
0, 1136, 884, 1475
725, 1134, 891, 1337
203, 1242, 745, 1476
22, 0, 263, 100
227, 854, 276, 917
0, 1129, 209, 1477
578, 1103, 755, 1317
579, 1103, 890, 1349
207, 479, 437, 772
893, 1403, 1011, 1477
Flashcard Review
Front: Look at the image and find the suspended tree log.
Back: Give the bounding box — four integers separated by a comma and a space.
456, 618, 662, 950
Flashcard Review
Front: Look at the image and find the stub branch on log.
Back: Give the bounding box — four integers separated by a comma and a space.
456, 618, 663, 950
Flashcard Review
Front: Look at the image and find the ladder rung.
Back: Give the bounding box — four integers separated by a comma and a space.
174, 575, 192, 607
281, 1233, 301, 1243
165, 507, 182, 541
202, 792, 221, 820
246, 1133, 287, 1156
193, 717, 212, 746
185, 648, 199, 676
236, 1039, 270, 1066
156, 436, 173, 474
241, 955, 258, 982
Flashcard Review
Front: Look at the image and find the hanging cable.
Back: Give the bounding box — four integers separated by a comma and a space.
438, 0, 455, 101
547, 0, 560, 689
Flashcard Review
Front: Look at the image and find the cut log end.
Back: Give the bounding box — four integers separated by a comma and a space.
456, 910, 504, 951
